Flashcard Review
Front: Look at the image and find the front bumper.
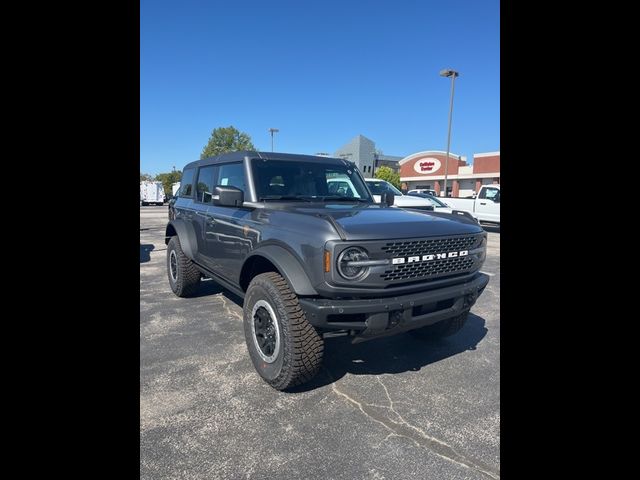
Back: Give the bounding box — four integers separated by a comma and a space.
299, 273, 489, 342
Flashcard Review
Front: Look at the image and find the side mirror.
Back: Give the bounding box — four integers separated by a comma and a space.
214, 185, 244, 207
381, 192, 395, 206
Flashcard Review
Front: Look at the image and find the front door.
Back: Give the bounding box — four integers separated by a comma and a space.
203, 162, 253, 283
476, 186, 500, 222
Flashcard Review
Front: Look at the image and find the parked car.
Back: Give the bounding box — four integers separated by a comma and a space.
165, 151, 489, 390
365, 179, 434, 211
408, 188, 438, 196
406, 193, 478, 223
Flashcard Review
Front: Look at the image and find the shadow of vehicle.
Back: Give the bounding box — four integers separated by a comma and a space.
181, 279, 488, 391
140, 244, 155, 263
184, 278, 245, 301
291, 313, 488, 392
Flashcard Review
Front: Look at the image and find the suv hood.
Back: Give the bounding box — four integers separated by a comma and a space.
266, 204, 482, 240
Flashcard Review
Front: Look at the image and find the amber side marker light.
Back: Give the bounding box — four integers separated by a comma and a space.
324, 250, 331, 272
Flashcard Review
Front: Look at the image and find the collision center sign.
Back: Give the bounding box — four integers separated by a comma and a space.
413, 157, 441, 174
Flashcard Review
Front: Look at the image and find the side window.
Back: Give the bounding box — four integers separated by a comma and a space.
196, 165, 218, 203
480, 187, 499, 201
218, 163, 246, 193
179, 168, 195, 197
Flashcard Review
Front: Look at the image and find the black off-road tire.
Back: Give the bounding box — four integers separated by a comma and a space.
166, 236, 201, 297
409, 311, 470, 340
243, 272, 324, 390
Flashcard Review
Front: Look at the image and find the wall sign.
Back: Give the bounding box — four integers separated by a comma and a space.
413, 157, 441, 174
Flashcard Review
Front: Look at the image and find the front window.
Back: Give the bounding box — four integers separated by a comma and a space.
251, 159, 373, 202
366, 180, 402, 196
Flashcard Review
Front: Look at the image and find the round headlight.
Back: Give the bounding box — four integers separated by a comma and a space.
337, 247, 370, 280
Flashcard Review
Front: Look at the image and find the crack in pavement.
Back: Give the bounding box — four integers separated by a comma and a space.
329, 371, 500, 479
219, 295, 243, 321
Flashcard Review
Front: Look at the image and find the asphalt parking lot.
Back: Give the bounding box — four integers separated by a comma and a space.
140, 205, 500, 479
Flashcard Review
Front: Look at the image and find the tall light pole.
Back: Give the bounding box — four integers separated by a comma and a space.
440, 68, 459, 197
268, 128, 279, 152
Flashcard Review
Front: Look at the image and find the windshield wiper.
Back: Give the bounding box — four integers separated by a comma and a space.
317, 196, 371, 202
258, 195, 314, 202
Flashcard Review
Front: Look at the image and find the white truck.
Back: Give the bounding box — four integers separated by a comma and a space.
140, 181, 166, 206
171, 182, 181, 196
442, 184, 500, 224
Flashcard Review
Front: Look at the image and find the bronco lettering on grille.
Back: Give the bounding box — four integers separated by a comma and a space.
392, 250, 468, 265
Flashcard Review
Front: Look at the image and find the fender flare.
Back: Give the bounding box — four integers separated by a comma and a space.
165, 219, 198, 261
244, 245, 318, 296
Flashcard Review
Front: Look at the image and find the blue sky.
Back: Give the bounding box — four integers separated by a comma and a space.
141, 0, 499, 175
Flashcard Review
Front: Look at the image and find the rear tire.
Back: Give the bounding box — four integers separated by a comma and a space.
408, 311, 469, 339
243, 272, 324, 390
166, 236, 201, 297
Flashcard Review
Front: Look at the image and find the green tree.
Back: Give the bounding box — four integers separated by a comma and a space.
140, 172, 153, 182
374, 166, 401, 189
201, 126, 255, 159
155, 170, 182, 197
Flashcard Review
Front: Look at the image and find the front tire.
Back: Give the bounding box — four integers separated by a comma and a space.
166, 236, 201, 297
409, 311, 469, 339
243, 272, 324, 390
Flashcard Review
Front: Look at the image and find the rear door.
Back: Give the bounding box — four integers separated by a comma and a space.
475, 186, 500, 222
192, 164, 219, 271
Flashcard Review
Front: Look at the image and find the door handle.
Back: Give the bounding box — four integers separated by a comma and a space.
480, 202, 487, 205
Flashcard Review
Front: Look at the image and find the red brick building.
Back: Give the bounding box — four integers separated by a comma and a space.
399, 151, 500, 197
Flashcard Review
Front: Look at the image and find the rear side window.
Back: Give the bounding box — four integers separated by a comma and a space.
196, 165, 218, 203
179, 168, 195, 197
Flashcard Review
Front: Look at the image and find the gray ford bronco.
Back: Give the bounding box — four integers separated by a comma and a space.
165, 151, 489, 390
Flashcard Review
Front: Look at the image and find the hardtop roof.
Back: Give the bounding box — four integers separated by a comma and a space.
182, 151, 351, 171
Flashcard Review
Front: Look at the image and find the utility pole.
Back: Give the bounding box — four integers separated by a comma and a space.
440, 68, 459, 197
268, 128, 279, 152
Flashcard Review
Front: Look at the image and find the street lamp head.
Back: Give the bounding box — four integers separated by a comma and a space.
269, 128, 279, 133
439, 69, 459, 78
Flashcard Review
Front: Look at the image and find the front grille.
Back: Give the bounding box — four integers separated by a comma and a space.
379, 235, 481, 282
381, 256, 475, 282
381, 235, 480, 257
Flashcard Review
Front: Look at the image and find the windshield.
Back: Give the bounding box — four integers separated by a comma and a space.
251, 159, 373, 202
366, 180, 403, 196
